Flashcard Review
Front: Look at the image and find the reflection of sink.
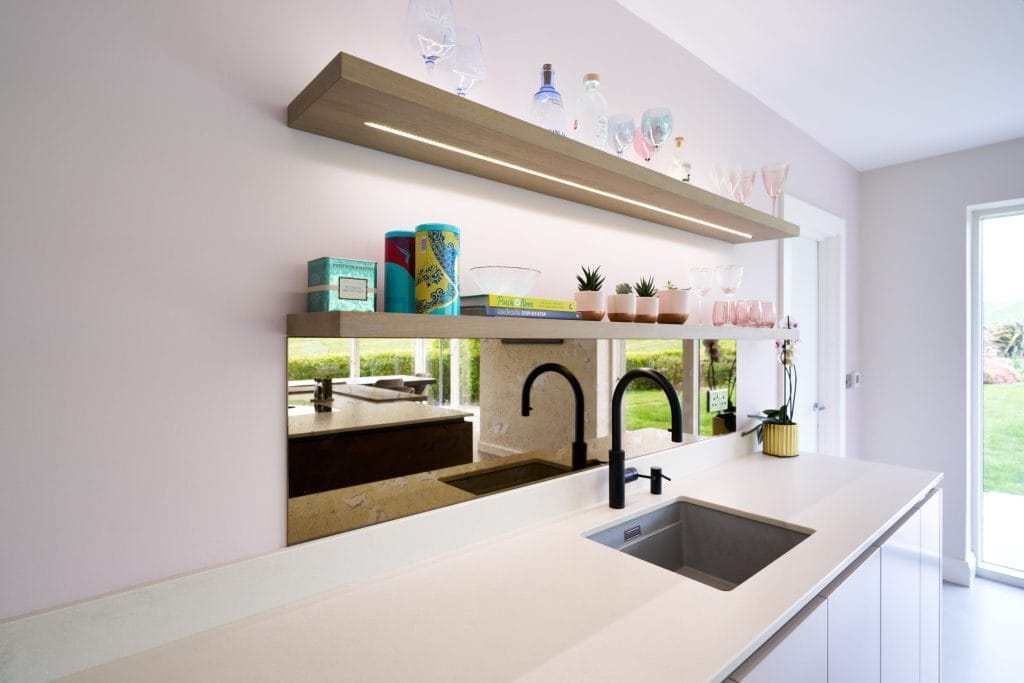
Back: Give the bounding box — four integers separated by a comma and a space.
586, 500, 812, 591
440, 459, 570, 496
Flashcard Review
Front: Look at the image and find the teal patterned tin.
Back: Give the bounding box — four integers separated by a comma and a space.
414, 223, 460, 315
306, 257, 377, 312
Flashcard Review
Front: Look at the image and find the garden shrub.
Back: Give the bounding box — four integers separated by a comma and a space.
984, 355, 1021, 384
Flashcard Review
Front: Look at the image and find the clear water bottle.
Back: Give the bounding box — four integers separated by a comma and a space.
530, 63, 567, 136
574, 73, 608, 150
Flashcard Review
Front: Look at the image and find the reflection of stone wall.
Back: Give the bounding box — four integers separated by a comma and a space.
479, 339, 610, 456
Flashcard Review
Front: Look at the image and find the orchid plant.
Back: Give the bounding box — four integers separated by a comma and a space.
743, 316, 799, 442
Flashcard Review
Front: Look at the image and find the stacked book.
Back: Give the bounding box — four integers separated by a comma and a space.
460, 294, 581, 320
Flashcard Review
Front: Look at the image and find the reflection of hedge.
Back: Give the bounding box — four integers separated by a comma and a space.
287, 339, 480, 403
625, 351, 683, 383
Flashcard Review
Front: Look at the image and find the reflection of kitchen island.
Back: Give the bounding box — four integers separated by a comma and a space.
287, 399, 474, 498
287, 427, 702, 545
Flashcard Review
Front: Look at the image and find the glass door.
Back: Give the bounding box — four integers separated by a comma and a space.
979, 208, 1024, 582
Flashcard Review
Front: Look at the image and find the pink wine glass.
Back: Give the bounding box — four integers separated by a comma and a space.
762, 163, 790, 217
632, 126, 655, 162
729, 168, 756, 204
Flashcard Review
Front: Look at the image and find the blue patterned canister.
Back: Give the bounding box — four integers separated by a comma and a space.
414, 223, 460, 315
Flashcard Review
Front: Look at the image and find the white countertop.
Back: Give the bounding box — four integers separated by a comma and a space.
56, 449, 940, 683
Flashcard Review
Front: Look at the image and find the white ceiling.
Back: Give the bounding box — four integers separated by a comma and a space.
617, 0, 1024, 170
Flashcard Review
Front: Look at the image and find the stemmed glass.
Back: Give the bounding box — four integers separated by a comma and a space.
641, 108, 673, 155
608, 114, 635, 156
447, 27, 485, 97
405, 0, 456, 82
715, 265, 743, 326
632, 127, 654, 162
761, 163, 790, 217
729, 168, 756, 204
689, 267, 714, 325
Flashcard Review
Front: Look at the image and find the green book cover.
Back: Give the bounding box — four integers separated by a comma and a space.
460, 294, 576, 312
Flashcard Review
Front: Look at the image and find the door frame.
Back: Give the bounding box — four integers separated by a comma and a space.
969, 198, 1024, 588
780, 196, 847, 457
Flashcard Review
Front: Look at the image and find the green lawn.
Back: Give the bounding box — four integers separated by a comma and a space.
625, 389, 712, 436
983, 382, 1024, 495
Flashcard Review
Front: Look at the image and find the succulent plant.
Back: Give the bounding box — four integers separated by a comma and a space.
576, 265, 605, 292
634, 277, 657, 298
664, 280, 679, 290
615, 282, 633, 295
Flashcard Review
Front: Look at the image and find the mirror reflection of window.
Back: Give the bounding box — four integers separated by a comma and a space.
621, 339, 687, 433
699, 339, 737, 436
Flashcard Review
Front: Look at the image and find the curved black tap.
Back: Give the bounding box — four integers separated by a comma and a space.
521, 363, 587, 471
608, 368, 683, 508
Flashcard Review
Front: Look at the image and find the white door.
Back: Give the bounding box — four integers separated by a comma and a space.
782, 196, 846, 457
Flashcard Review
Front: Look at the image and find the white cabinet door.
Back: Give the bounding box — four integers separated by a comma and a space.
878, 509, 921, 682
822, 546, 881, 683
727, 597, 827, 683
919, 489, 942, 683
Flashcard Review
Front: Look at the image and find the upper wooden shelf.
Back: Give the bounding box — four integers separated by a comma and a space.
288, 311, 799, 341
287, 52, 800, 244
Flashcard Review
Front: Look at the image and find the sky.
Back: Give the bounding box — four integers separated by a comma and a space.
983, 213, 1024, 303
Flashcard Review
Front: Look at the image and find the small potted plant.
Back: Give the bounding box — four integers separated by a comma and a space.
634, 277, 659, 323
657, 280, 690, 324
574, 265, 606, 321
607, 282, 636, 322
743, 316, 799, 456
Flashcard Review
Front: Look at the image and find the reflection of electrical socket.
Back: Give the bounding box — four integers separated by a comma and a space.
707, 388, 729, 412
845, 371, 862, 389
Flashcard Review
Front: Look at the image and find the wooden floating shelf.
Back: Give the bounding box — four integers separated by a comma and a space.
287, 52, 800, 244
288, 311, 799, 341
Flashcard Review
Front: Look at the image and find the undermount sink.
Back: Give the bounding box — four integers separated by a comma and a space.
586, 500, 812, 591
440, 459, 570, 496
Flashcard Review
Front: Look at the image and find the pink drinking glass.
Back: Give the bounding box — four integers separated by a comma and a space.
632, 126, 654, 162
733, 300, 751, 327
758, 300, 777, 328
761, 163, 789, 217
729, 168, 756, 204
712, 300, 731, 327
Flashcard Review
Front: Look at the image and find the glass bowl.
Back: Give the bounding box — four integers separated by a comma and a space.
470, 266, 541, 296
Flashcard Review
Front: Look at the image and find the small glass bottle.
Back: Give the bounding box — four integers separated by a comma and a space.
574, 73, 608, 150
665, 136, 692, 182
530, 63, 567, 136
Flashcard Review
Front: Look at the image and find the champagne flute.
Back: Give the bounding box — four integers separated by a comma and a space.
640, 107, 673, 157
689, 266, 714, 325
447, 27, 485, 97
715, 265, 743, 326
607, 114, 635, 156
405, 0, 456, 82
761, 162, 790, 217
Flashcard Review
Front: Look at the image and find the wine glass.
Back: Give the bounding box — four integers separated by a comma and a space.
689, 266, 714, 325
715, 265, 743, 326
762, 162, 790, 217
608, 114, 635, 156
729, 168, 756, 204
640, 108, 673, 157
405, 0, 456, 81
447, 27, 485, 97
711, 162, 732, 196
632, 126, 654, 162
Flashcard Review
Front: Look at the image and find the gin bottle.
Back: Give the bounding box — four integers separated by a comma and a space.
574, 73, 608, 150
530, 63, 567, 136
665, 136, 692, 182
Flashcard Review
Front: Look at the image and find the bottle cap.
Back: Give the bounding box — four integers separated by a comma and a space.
675, 136, 685, 148
584, 72, 600, 82
542, 63, 552, 71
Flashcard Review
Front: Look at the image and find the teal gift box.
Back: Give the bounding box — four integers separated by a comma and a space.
306, 257, 377, 312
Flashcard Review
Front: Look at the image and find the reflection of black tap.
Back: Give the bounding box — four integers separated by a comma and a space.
521, 363, 587, 471
609, 368, 683, 508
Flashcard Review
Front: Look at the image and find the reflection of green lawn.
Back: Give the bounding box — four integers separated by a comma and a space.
625, 389, 712, 435
984, 382, 1024, 495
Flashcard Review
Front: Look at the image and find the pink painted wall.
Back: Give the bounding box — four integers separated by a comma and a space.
0, 0, 859, 618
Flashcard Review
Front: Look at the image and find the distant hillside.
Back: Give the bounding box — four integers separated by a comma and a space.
985, 300, 1024, 325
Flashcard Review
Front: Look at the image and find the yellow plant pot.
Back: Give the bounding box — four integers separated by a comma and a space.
762, 423, 799, 457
